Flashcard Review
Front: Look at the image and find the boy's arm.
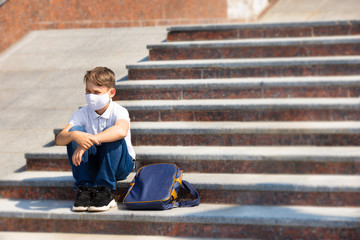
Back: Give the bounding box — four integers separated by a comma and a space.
55, 120, 128, 166
55, 124, 74, 146
94, 119, 129, 143
55, 124, 99, 148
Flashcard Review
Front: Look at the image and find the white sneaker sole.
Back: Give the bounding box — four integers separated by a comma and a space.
72, 206, 88, 212
88, 199, 116, 212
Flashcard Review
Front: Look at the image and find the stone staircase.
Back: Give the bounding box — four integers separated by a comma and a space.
1, 20, 360, 239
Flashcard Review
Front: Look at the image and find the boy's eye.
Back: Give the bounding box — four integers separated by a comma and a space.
85, 90, 102, 94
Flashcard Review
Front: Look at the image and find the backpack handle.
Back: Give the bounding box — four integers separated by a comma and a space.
178, 180, 201, 207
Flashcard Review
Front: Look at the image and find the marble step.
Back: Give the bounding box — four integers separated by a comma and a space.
166, 20, 360, 41
25, 146, 360, 174
126, 56, 360, 80
54, 121, 360, 146
0, 232, 235, 240
116, 98, 360, 121
0, 171, 359, 206
0, 199, 359, 238
149, 36, 360, 60
114, 76, 360, 100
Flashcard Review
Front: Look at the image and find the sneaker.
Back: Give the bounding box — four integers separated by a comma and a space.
88, 186, 116, 212
72, 186, 93, 212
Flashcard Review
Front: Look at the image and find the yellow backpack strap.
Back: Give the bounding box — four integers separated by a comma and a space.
172, 171, 183, 202
175, 171, 183, 185
171, 188, 178, 202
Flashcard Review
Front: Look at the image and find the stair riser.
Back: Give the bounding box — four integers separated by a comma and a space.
115, 86, 360, 100
27, 158, 69, 172
26, 157, 360, 174
132, 134, 360, 146
128, 64, 360, 80
53, 132, 359, 146
0, 186, 358, 206
1, 218, 358, 239
149, 44, 360, 60
128, 109, 360, 121
167, 24, 360, 41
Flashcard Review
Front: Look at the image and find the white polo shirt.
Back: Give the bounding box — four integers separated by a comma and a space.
69, 100, 136, 160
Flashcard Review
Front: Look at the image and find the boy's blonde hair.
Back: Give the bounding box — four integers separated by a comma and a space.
84, 67, 115, 89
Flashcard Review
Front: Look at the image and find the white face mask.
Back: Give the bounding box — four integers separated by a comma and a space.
86, 90, 110, 111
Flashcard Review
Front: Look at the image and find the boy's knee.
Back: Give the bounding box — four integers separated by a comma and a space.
69, 126, 86, 133
102, 138, 125, 149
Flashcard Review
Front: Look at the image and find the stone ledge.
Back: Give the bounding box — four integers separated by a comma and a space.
148, 35, 360, 49
0, 199, 359, 228
54, 121, 360, 135
25, 146, 360, 162
166, 20, 360, 32
1, 171, 359, 192
126, 56, 360, 69
0, 232, 226, 240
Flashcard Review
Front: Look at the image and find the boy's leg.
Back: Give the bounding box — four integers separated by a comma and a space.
66, 126, 97, 188
94, 138, 134, 190
88, 137, 133, 212
67, 126, 99, 211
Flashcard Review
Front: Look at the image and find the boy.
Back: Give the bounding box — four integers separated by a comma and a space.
55, 67, 135, 212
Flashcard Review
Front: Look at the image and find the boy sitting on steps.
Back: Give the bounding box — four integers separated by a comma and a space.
55, 66, 135, 212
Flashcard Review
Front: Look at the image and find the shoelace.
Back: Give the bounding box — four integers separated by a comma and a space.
75, 186, 96, 199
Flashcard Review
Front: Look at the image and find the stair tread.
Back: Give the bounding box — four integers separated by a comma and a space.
1, 171, 359, 191
116, 75, 360, 89
148, 35, 360, 49
0, 198, 358, 227
116, 98, 360, 110
126, 56, 360, 69
54, 121, 360, 134
0, 232, 229, 240
26, 145, 360, 162
166, 20, 360, 32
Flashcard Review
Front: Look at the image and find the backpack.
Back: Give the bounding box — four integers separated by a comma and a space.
123, 163, 200, 210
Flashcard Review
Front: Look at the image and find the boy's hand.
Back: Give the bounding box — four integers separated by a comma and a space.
71, 131, 99, 149
72, 146, 86, 166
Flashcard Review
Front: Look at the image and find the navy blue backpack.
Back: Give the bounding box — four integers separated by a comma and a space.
123, 163, 200, 210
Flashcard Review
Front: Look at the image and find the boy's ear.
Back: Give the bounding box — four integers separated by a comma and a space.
109, 88, 116, 98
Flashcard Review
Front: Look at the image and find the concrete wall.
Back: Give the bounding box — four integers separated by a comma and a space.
0, 0, 274, 53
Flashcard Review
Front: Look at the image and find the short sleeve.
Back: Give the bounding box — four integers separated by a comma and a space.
113, 104, 130, 123
69, 107, 86, 127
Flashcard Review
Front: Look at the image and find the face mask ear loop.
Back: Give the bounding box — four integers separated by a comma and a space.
108, 89, 114, 99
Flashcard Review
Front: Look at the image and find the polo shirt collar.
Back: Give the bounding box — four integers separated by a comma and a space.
89, 100, 113, 119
